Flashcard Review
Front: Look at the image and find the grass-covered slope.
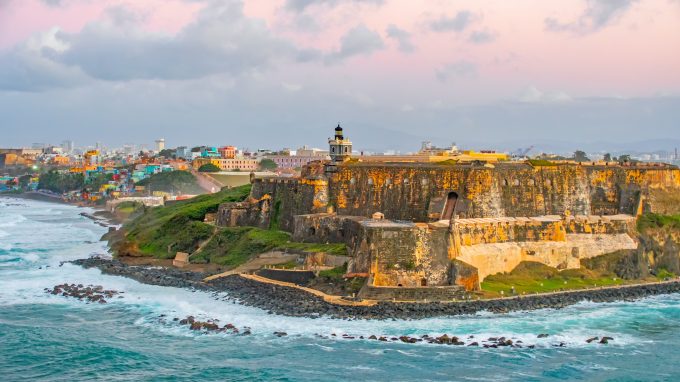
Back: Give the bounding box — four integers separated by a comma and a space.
480, 261, 632, 297
135, 170, 205, 195
122, 185, 251, 258
192, 227, 346, 267
118, 183, 346, 269
637, 213, 680, 232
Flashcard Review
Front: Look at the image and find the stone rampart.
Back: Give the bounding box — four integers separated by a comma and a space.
453, 216, 566, 246
329, 163, 680, 222
348, 220, 453, 288
456, 233, 638, 281
291, 213, 365, 246
358, 283, 466, 301
564, 214, 636, 235
216, 177, 327, 231
217, 162, 679, 233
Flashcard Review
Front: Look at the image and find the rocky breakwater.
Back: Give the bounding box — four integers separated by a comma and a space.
72, 257, 680, 320
46, 283, 121, 304
72, 258, 209, 290
174, 315, 252, 335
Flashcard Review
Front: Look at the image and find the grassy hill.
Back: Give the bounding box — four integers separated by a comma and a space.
136, 170, 205, 195
122, 185, 251, 258
116, 184, 346, 269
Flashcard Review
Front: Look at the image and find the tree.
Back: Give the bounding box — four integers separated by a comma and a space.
38, 171, 85, 193
618, 154, 632, 163
18, 175, 32, 188
158, 149, 176, 159
573, 150, 590, 162
259, 158, 277, 171
603, 153, 612, 162
198, 163, 221, 172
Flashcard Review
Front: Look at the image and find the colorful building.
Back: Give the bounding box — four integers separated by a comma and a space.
219, 146, 237, 159
193, 157, 258, 171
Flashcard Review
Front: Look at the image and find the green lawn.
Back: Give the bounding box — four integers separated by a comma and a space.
481, 261, 630, 297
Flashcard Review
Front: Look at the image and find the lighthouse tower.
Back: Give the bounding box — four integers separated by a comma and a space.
328, 124, 352, 162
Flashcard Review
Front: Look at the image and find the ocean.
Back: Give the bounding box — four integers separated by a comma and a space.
1, 197, 679, 381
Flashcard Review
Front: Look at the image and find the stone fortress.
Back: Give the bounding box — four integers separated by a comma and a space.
217, 125, 680, 300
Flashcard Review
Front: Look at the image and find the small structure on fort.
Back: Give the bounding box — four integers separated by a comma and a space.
215, 125, 680, 301
328, 124, 352, 162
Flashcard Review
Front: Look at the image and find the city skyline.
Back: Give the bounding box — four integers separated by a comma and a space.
0, 0, 679, 151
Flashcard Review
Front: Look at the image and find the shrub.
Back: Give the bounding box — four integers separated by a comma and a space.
198, 163, 221, 173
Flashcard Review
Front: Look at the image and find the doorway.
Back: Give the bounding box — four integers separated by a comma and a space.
441, 192, 458, 220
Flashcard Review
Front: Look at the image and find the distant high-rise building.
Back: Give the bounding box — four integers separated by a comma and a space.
61, 140, 74, 154
155, 138, 166, 152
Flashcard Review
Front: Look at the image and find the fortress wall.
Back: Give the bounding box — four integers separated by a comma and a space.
350, 222, 452, 288
456, 233, 638, 281
564, 215, 636, 235
328, 164, 680, 222
454, 217, 566, 246
291, 213, 365, 247
217, 164, 680, 233
219, 177, 326, 231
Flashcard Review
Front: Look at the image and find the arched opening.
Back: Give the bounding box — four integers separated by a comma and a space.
420, 278, 427, 287
441, 191, 458, 220
308, 227, 316, 236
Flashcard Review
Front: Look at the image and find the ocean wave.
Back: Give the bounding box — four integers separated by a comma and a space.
0, 214, 27, 228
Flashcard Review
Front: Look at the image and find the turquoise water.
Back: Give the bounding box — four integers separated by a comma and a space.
1, 198, 679, 381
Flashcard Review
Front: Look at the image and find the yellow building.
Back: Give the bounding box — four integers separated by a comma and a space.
193, 157, 259, 171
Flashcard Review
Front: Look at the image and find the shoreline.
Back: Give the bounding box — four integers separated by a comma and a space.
8, 191, 680, 319
73, 257, 680, 320
1, 191, 123, 226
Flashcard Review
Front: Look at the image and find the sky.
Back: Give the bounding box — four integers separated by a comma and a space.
0, 0, 679, 153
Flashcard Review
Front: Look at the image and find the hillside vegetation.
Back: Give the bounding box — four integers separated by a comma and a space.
191, 227, 346, 267
136, 170, 205, 195
117, 184, 346, 269
121, 185, 251, 258
481, 261, 634, 297
637, 213, 680, 232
